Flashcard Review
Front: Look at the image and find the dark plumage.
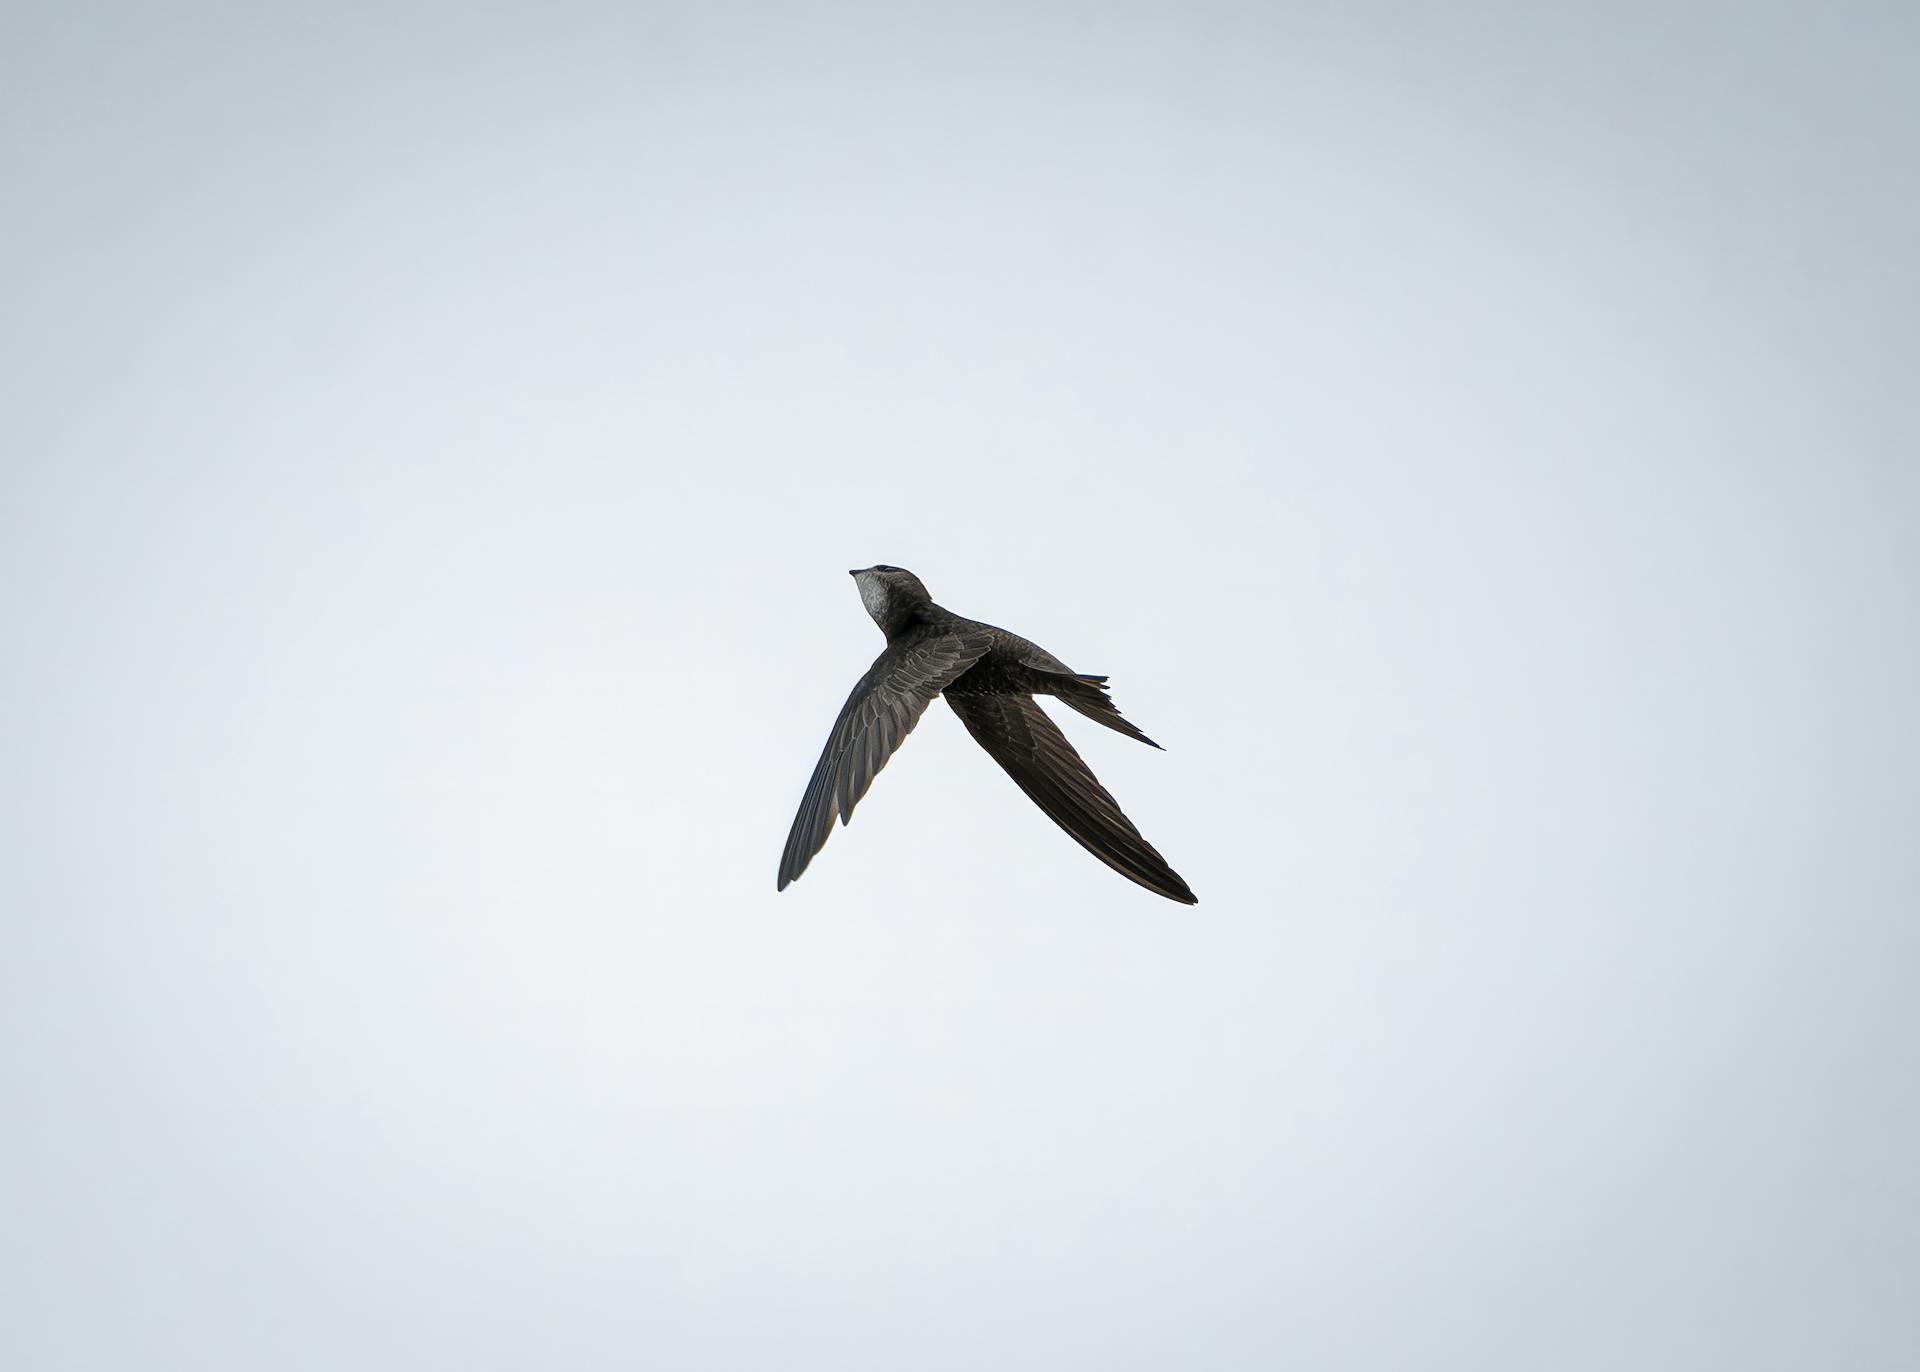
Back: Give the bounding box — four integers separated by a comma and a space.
778, 566, 1196, 904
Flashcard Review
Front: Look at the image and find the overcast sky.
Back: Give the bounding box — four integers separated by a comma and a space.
5, 2, 1917, 1368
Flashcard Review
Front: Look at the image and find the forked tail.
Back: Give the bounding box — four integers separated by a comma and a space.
1044, 673, 1164, 749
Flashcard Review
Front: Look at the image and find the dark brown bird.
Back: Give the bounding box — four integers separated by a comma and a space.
778, 566, 1196, 903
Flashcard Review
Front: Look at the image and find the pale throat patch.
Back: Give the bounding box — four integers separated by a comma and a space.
856, 574, 892, 624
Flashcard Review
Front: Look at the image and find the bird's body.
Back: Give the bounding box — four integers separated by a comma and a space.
778, 566, 1196, 903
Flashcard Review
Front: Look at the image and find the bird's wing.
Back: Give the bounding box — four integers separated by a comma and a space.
778, 630, 993, 890
946, 694, 1196, 904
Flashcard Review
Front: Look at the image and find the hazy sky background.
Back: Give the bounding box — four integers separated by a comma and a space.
5, 2, 1917, 1367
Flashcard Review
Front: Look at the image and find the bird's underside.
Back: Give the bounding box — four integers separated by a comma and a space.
777, 566, 1196, 904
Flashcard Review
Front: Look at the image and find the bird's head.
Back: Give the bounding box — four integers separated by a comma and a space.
849, 565, 931, 631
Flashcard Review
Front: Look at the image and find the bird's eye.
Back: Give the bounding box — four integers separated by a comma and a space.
875, 564, 898, 573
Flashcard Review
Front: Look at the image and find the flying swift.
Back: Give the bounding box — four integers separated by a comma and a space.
778, 565, 1196, 903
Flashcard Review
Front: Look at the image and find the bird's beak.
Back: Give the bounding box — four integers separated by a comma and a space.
848, 568, 860, 577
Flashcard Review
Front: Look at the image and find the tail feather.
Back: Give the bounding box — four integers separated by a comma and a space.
1048, 673, 1164, 749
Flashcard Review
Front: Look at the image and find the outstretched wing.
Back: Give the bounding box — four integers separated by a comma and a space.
946, 694, 1196, 904
778, 630, 992, 890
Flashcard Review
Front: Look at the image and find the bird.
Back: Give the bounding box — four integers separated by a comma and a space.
778, 565, 1196, 904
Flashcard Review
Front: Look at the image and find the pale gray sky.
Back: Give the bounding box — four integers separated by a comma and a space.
5, 2, 1917, 1368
